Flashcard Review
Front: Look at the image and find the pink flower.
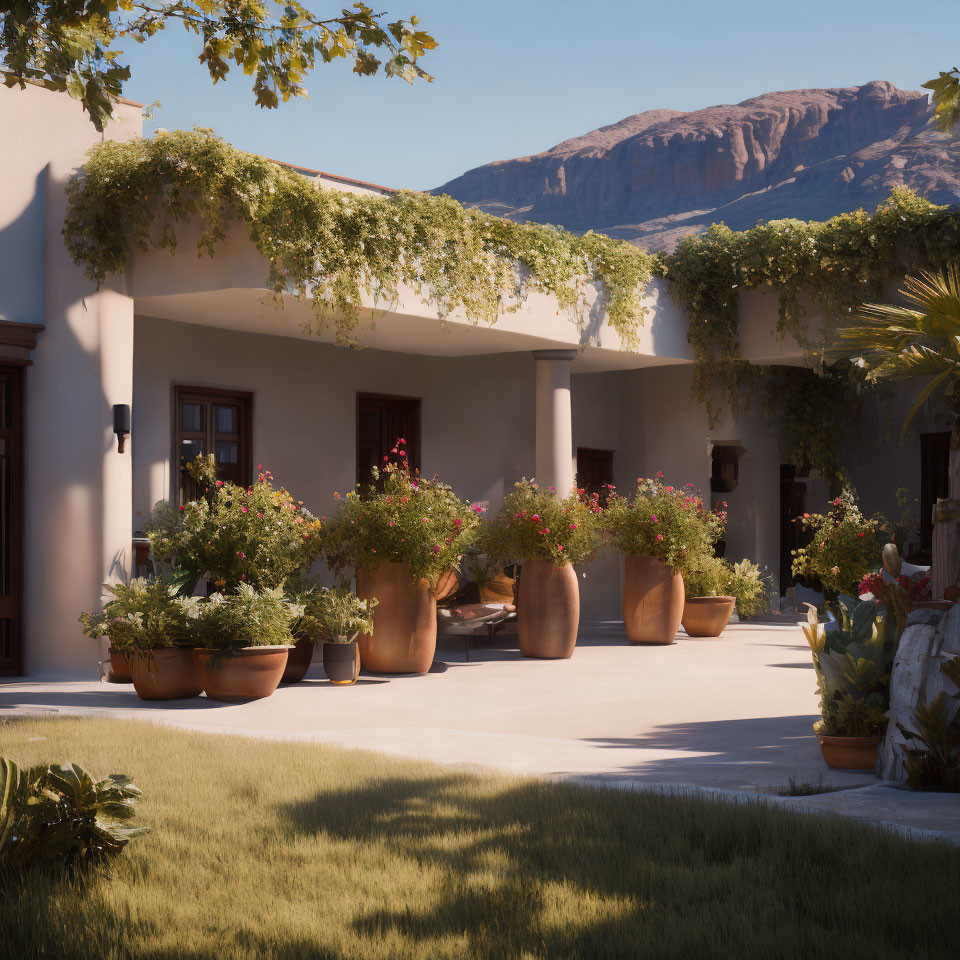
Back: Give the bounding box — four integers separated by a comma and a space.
241, 506, 248, 513
532, 514, 540, 522
665, 486, 673, 492
421, 517, 429, 523
454, 518, 462, 528
389, 520, 395, 527
558, 544, 564, 551
569, 522, 577, 529
651, 514, 658, 522
657, 471, 664, 478
857, 532, 865, 538
216, 480, 224, 488
433, 544, 441, 552
656, 534, 663, 542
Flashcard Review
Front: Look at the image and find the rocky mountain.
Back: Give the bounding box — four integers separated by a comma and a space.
433, 82, 960, 251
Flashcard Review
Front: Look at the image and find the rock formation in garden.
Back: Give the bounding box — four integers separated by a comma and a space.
878, 606, 960, 781
435, 81, 960, 251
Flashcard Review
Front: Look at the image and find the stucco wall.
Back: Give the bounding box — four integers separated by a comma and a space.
133, 317, 680, 621
0, 84, 142, 676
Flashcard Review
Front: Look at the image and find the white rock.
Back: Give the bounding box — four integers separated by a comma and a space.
878, 605, 960, 780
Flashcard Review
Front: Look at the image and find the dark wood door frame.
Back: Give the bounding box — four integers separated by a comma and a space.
0, 366, 24, 675
356, 393, 421, 486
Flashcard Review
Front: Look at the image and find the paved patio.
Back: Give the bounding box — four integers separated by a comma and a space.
2, 619, 957, 840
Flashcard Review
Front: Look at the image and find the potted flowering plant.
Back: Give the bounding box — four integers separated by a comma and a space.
324, 439, 481, 674
482, 480, 602, 658
146, 457, 323, 594
801, 598, 896, 769
192, 584, 303, 701
606, 475, 719, 644
80, 578, 202, 699
291, 585, 378, 685
791, 490, 889, 599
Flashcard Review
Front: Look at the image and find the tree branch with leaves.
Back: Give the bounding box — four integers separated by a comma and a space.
1, 1, 436, 130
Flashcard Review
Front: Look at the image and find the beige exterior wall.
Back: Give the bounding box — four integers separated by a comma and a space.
0, 84, 142, 676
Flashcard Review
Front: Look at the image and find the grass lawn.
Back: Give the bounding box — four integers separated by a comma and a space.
0, 716, 956, 960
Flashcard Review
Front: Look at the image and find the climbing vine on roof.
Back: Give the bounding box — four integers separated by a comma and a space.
658, 187, 960, 423
62, 128, 656, 348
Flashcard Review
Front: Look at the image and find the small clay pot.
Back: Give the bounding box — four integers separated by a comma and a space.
108, 647, 133, 683
517, 559, 579, 659
282, 635, 317, 683
130, 648, 202, 701
193, 646, 290, 702
622, 556, 684, 645
682, 596, 736, 638
816, 734, 881, 771
322, 640, 361, 685
357, 562, 437, 674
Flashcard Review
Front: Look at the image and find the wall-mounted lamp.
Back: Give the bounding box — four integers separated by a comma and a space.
113, 403, 131, 453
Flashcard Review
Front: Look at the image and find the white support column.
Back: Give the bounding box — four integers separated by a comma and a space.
533, 349, 577, 495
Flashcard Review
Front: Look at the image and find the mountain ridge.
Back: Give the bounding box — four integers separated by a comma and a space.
433, 81, 960, 251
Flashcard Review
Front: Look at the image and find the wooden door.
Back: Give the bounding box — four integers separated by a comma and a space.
356, 394, 421, 486
0, 366, 23, 675
920, 431, 951, 557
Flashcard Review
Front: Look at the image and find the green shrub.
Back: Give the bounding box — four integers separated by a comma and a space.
482, 480, 603, 567
724, 559, 772, 619
147, 458, 323, 593
193, 584, 302, 653
290, 583, 377, 643
324, 441, 481, 586
605, 476, 720, 571
791, 490, 889, 596
682, 555, 728, 598
0, 758, 147, 872
801, 599, 895, 737
79, 577, 200, 655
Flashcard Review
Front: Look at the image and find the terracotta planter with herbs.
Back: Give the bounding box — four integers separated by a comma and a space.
357, 563, 437, 674
108, 647, 133, 683
816, 734, 881, 771
322, 640, 361, 685
130, 648, 202, 700
681, 596, 735, 638
194, 646, 291, 701
517, 559, 579, 659
622, 556, 684, 645
281, 634, 317, 683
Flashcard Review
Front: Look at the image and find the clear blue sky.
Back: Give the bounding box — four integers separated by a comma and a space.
122, 0, 959, 191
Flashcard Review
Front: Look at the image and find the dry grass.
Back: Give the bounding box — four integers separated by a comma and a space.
0, 715, 956, 960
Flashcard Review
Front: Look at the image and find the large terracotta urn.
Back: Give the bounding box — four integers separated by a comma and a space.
356, 562, 438, 674
681, 596, 735, 638
517, 559, 579, 659
622, 555, 684, 645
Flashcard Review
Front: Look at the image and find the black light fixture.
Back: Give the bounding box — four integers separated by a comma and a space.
113, 403, 131, 453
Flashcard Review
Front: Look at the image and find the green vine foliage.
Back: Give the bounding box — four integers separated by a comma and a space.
63, 128, 655, 348
660, 187, 960, 422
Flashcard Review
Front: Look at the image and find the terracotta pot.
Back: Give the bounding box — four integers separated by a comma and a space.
193, 646, 290, 702
434, 567, 459, 603
356, 562, 437, 674
517, 559, 579, 659
107, 647, 133, 683
622, 556, 684, 645
682, 596, 736, 638
281, 634, 317, 683
322, 640, 361, 685
130, 647, 202, 701
816, 734, 881, 771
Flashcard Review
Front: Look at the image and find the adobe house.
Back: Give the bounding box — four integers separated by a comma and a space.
0, 83, 938, 677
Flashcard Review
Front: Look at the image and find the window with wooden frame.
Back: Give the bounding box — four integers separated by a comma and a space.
357, 393, 421, 487
576, 447, 614, 502
174, 386, 252, 503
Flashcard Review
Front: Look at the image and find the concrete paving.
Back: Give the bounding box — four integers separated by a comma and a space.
2, 618, 958, 841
